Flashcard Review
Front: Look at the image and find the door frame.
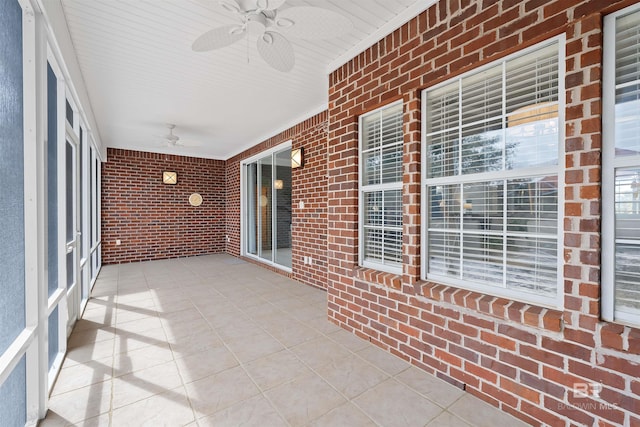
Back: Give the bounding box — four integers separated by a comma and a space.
240, 140, 292, 272
63, 96, 81, 335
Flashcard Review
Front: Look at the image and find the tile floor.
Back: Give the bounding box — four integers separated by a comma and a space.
41, 254, 528, 427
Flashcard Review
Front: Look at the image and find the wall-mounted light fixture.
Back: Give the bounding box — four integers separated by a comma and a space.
291, 147, 303, 169
162, 171, 177, 185
274, 179, 284, 190
189, 193, 203, 206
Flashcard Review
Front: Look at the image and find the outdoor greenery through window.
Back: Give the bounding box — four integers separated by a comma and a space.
422, 39, 562, 306
603, 6, 640, 325
359, 102, 403, 273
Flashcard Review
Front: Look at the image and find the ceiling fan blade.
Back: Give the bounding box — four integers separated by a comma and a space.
256, 31, 295, 72
219, 0, 241, 13
192, 25, 246, 52
276, 7, 352, 40
261, 0, 285, 9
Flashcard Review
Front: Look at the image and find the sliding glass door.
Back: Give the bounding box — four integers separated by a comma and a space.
243, 144, 292, 269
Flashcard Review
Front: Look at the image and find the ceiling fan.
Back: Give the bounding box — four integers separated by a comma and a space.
163, 124, 181, 146
157, 124, 200, 148
192, 0, 352, 72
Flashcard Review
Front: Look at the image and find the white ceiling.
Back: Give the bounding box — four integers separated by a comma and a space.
60, 0, 429, 159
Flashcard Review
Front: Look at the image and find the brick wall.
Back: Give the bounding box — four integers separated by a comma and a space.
327, 1, 640, 426
102, 148, 225, 264
226, 111, 329, 290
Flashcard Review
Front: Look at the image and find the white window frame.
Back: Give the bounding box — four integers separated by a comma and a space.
420, 37, 565, 308
602, 3, 640, 327
358, 101, 404, 275
90, 143, 102, 284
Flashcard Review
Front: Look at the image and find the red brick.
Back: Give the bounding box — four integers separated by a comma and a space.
497, 324, 537, 345
501, 377, 541, 403
323, 2, 640, 426
600, 323, 625, 351
480, 330, 516, 351
102, 149, 226, 264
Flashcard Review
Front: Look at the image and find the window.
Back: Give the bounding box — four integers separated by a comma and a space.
359, 102, 403, 274
0, 0, 27, 422
421, 39, 563, 307
603, 5, 640, 326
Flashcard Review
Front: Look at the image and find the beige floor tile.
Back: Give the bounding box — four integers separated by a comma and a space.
353, 378, 443, 427
115, 316, 163, 335
77, 307, 117, 327
230, 294, 268, 309
174, 346, 239, 383
52, 357, 113, 395
117, 298, 158, 313
268, 320, 321, 347
215, 319, 263, 340
112, 360, 183, 409
448, 394, 529, 427
196, 394, 287, 427
67, 326, 116, 348
270, 296, 309, 312
37, 411, 67, 427
152, 289, 192, 304
43, 255, 530, 427
115, 307, 158, 325
113, 342, 174, 377
113, 326, 168, 355
64, 339, 115, 367
184, 366, 261, 418
165, 316, 212, 335
245, 304, 286, 323
116, 292, 154, 305
316, 354, 389, 399
73, 317, 116, 333
111, 386, 195, 427
303, 316, 342, 334
47, 381, 112, 424
307, 402, 376, 427
426, 411, 473, 427
72, 413, 111, 426
244, 350, 313, 391
288, 305, 326, 322
161, 306, 205, 326
258, 316, 299, 335
395, 366, 465, 408
356, 345, 411, 376
225, 332, 285, 363
264, 373, 346, 426
326, 329, 371, 352
204, 312, 248, 330
90, 287, 118, 298
152, 297, 195, 313
146, 279, 180, 290
169, 330, 224, 358
290, 336, 352, 370
40, 411, 111, 427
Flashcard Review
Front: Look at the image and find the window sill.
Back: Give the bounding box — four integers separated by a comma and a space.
416, 280, 564, 333
353, 266, 402, 290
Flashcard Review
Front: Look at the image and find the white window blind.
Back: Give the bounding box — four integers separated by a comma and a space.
423, 40, 562, 306
360, 102, 403, 273
603, 6, 640, 325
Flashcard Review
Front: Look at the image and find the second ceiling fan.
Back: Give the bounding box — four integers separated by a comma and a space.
192, 0, 352, 72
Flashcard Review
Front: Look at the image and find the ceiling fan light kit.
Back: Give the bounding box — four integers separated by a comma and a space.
165, 124, 180, 146
192, 0, 352, 72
